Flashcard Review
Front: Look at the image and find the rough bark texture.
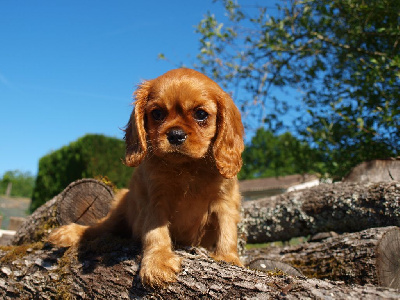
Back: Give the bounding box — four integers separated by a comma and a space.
243, 181, 400, 243
245, 226, 400, 289
12, 179, 114, 246
1, 238, 400, 299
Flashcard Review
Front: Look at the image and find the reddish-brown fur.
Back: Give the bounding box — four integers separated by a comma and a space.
48, 68, 245, 287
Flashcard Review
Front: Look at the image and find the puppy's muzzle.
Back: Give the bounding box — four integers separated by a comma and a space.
167, 128, 187, 146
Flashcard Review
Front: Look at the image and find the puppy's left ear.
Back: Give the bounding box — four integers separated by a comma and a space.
213, 92, 244, 178
124, 80, 151, 167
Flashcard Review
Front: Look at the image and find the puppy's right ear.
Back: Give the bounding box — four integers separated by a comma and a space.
124, 80, 151, 167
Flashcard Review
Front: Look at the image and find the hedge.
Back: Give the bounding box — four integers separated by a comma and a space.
30, 134, 132, 212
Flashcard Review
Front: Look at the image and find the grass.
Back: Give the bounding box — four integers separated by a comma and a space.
246, 236, 309, 250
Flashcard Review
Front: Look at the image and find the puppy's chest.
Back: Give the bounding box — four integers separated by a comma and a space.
167, 170, 220, 200
168, 200, 211, 245
167, 178, 219, 244
169, 181, 214, 220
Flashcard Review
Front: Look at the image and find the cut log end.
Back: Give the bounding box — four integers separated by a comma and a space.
56, 179, 114, 226
376, 227, 400, 289
247, 258, 304, 277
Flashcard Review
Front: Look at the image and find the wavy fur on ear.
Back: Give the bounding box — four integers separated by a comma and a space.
124, 81, 151, 167
213, 92, 244, 178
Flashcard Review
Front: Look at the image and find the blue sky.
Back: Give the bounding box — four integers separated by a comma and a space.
0, 0, 234, 176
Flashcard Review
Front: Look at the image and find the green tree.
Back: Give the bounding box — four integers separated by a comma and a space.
196, 0, 399, 180
0, 170, 35, 198
239, 129, 323, 180
30, 134, 132, 212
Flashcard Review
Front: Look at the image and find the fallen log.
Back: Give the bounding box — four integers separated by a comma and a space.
246, 226, 400, 289
12, 179, 114, 245
243, 181, 400, 243
1, 238, 400, 299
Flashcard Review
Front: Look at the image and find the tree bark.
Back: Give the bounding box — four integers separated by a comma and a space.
1, 239, 400, 299
12, 179, 114, 246
246, 226, 400, 289
243, 181, 400, 243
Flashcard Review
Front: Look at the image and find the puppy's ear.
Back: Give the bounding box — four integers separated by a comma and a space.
213, 92, 244, 178
124, 81, 151, 167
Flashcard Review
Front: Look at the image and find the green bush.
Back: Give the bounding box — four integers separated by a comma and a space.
239, 129, 324, 180
0, 170, 35, 198
30, 134, 132, 212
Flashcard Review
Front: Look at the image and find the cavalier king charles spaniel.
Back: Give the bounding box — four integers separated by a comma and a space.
49, 68, 244, 287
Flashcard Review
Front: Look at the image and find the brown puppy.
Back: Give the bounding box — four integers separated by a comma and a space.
48, 68, 245, 287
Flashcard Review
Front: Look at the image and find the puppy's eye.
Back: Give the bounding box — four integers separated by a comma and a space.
194, 109, 209, 122
151, 109, 165, 121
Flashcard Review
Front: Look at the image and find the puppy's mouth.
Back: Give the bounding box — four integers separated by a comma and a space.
163, 144, 196, 159
152, 148, 195, 165
153, 139, 207, 162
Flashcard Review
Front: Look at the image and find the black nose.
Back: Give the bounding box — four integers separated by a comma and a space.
167, 128, 187, 145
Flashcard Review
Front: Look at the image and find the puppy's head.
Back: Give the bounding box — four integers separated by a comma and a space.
125, 68, 244, 178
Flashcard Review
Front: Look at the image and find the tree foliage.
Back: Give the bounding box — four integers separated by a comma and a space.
239, 129, 323, 180
195, 0, 400, 179
0, 170, 35, 198
30, 134, 132, 212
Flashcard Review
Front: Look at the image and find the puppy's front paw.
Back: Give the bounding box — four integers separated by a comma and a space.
48, 223, 88, 247
140, 250, 182, 288
211, 252, 243, 267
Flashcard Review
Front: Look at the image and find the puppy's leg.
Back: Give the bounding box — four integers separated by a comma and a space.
139, 216, 182, 287
210, 203, 243, 267
48, 189, 130, 247
48, 223, 89, 247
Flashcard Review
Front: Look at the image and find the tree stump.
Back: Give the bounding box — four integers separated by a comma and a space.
12, 179, 114, 245
245, 226, 400, 289
376, 227, 400, 289
243, 182, 400, 243
56, 179, 114, 226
